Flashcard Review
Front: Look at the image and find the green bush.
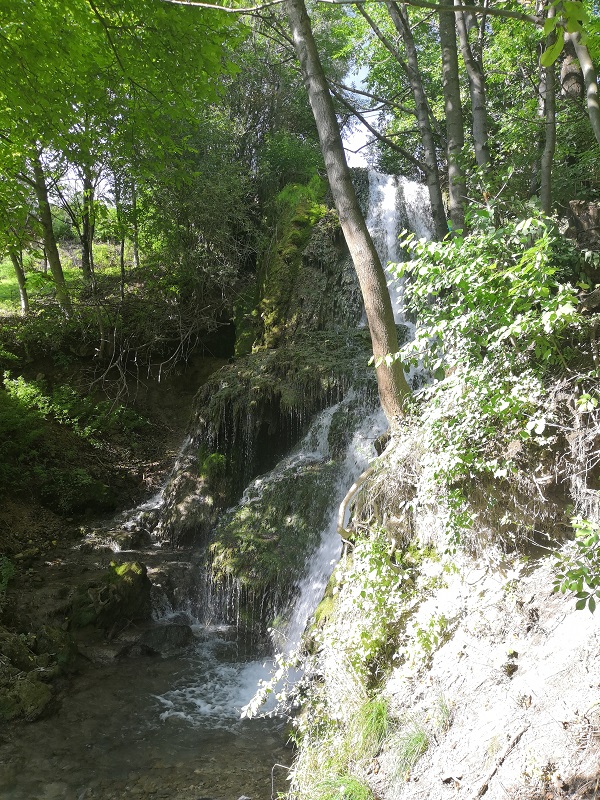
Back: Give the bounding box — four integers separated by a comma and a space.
389, 214, 593, 545
554, 518, 600, 612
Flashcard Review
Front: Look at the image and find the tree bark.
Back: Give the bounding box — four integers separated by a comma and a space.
31, 150, 72, 315
131, 181, 140, 270
455, 1, 490, 167
439, 0, 466, 231
385, 2, 449, 240
285, 0, 411, 423
81, 170, 96, 287
567, 31, 600, 147
540, 8, 556, 214
9, 251, 29, 316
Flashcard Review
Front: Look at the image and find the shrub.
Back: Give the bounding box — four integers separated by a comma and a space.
554, 518, 600, 612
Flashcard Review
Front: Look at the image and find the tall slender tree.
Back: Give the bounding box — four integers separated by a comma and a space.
285, 0, 412, 422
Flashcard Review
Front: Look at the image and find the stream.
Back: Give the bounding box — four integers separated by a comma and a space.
0, 170, 432, 800
0, 642, 291, 800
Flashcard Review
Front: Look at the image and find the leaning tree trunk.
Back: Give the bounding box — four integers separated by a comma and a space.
439, 0, 466, 231
31, 150, 72, 315
285, 0, 411, 423
9, 251, 29, 316
455, 2, 490, 167
567, 31, 600, 147
385, 1, 449, 240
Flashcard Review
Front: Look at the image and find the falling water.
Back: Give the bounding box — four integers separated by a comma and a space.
282, 405, 386, 651
365, 171, 434, 325
154, 392, 385, 723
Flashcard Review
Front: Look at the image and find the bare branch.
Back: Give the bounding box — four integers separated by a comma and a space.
355, 4, 410, 76
332, 79, 417, 115
331, 85, 424, 168
162, 0, 540, 25
162, 0, 286, 12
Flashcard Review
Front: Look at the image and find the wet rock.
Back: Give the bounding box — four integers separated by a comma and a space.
0, 625, 37, 671
33, 626, 78, 673
0, 673, 53, 721
111, 528, 153, 550
71, 561, 152, 632
137, 623, 195, 654
116, 623, 195, 658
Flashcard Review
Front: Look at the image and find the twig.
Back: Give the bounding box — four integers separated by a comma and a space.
271, 763, 290, 800
472, 723, 530, 799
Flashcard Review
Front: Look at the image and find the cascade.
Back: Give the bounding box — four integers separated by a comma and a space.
152, 171, 433, 724
279, 170, 434, 654
0, 171, 434, 800
365, 171, 434, 325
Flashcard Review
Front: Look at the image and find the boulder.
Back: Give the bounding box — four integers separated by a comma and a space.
71, 561, 152, 632
116, 623, 195, 658
0, 674, 52, 722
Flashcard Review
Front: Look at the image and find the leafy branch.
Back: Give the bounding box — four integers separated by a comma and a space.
554, 518, 600, 612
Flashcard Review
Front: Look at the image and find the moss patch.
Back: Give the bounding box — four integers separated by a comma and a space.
71, 561, 151, 631
258, 177, 328, 349
211, 459, 339, 592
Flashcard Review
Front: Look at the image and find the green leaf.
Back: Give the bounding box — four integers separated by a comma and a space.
575, 597, 587, 610
540, 28, 565, 67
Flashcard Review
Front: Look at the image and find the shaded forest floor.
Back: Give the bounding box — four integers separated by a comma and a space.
0, 352, 225, 561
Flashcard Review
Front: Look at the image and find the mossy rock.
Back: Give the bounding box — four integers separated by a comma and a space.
71, 561, 151, 631
0, 626, 37, 672
159, 330, 377, 547
211, 459, 340, 595
33, 626, 78, 673
0, 674, 52, 722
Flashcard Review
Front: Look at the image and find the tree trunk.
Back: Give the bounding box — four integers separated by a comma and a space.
455, 2, 490, 167
9, 251, 29, 316
285, 0, 411, 423
540, 8, 556, 214
540, 61, 555, 214
131, 181, 140, 270
81, 171, 95, 287
31, 151, 72, 315
568, 31, 600, 147
113, 175, 127, 301
385, 2, 449, 240
439, 0, 466, 231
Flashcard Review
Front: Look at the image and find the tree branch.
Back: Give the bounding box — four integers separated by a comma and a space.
354, 4, 410, 76
331, 86, 424, 168
331, 79, 417, 116
161, 0, 541, 25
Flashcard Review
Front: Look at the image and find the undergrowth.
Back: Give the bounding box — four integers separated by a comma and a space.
0, 371, 148, 513
385, 212, 600, 553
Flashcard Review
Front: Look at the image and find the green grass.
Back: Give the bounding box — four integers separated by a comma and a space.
0, 257, 19, 310
393, 716, 429, 778
0, 245, 125, 313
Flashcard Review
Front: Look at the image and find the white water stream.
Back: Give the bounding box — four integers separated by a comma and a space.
365, 171, 434, 326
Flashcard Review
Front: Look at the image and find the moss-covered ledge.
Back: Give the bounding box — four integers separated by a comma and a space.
158, 330, 377, 546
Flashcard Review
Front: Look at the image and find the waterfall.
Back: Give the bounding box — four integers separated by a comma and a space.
150, 170, 433, 723
365, 171, 434, 326
282, 404, 386, 651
